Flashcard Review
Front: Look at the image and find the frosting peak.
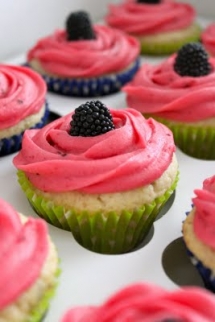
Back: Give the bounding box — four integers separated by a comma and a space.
27, 25, 140, 78
0, 199, 48, 309
106, 0, 195, 36
124, 55, 215, 122
0, 65, 46, 130
13, 108, 175, 194
193, 175, 215, 249
62, 283, 215, 321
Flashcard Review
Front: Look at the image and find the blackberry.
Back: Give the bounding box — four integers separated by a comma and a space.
137, 0, 160, 4
69, 101, 115, 137
66, 11, 96, 41
174, 42, 212, 77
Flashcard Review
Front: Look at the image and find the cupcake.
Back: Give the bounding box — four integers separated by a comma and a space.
183, 175, 215, 293
105, 0, 201, 55
61, 282, 215, 321
13, 100, 178, 254
202, 23, 215, 57
0, 64, 49, 156
0, 198, 59, 322
26, 11, 140, 97
124, 42, 215, 160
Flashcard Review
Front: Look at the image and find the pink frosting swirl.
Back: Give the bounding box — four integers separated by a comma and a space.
27, 25, 140, 78
62, 283, 215, 321
202, 24, 215, 57
193, 175, 215, 249
0, 199, 48, 310
0, 64, 46, 130
13, 108, 175, 194
124, 56, 215, 122
106, 0, 195, 36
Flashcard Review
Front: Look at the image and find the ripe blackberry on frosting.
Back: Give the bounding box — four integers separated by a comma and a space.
13, 100, 178, 254
124, 42, 215, 159
105, 0, 201, 55
26, 11, 140, 97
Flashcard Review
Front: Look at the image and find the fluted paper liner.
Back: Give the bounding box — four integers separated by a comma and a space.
18, 171, 179, 254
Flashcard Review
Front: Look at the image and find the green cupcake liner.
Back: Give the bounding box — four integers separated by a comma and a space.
140, 23, 201, 55
17, 171, 179, 254
145, 115, 215, 160
29, 267, 60, 322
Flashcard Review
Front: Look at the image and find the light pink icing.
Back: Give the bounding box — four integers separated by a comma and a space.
202, 24, 215, 57
61, 283, 215, 321
27, 25, 140, 78
106, 0, 195, 36
124, 55, 215, 122
0, 64, 46, 130
0, 198, 48, 310
13, 108, 175, 194
193, 175, 215, 249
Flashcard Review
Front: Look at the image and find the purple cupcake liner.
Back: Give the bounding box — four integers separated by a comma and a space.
24, 59, 140, 97
183, 207, 215, 292
186, 248, 215, 292
0, 101, 49, 157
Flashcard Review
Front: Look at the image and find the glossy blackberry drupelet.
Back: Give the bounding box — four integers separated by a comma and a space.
174, 42, 212, 77
70, 101, 115, 137
66, 11, 96, 41
137, 0, 160, 3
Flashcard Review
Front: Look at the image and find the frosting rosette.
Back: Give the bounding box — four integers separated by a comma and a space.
0, 64, 46, 130
13, 108, 175, 194
193, 176, 215, 250
124, 55, 215, 122
61, 283, 215, 322
106, 0, 195, 36
0, 198, 48, 310
202, 24, 215, 57
27, 25, 140, 78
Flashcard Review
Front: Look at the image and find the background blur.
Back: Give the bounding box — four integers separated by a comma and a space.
0, 0, 214, 60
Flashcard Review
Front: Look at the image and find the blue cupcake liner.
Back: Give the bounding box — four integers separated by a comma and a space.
0, 101, 49, 157
183, 207, 215, 292
25, 59, 140, 97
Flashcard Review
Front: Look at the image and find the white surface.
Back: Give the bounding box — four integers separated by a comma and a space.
1, 11, 215, 322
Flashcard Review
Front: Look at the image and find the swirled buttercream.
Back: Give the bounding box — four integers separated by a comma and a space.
124, 56, 215, 122
27, 25, 140, 78
193, 175, 215, 249
0, 65, 46, 130
13, 108, 175, 194
62, 283, 215, 321
106, 0, 195, 36
202, 24, 215, 57
0, 199, 48, 310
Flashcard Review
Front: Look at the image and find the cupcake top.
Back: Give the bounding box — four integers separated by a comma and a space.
124, 43, 215, 122
61, 283, 215, 321
27, 11, 140, 78
105, 0, 196, 36
193, 175, 215, 249
0, 198, 48, 310
0, 64, 46, 130
13, 101, 175, 194
202, 23, 215, 57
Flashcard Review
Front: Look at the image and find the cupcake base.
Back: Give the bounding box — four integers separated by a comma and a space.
139, 23, 201, 55
17, 170, 179, 254
0, 102, 49, 157
26, 59, 140, 97
144, 115, 215, 160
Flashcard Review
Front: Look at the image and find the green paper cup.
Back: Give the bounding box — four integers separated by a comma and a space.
145, 115, 215, 160
17, 171, 179, 254
139, 23, 201, 55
